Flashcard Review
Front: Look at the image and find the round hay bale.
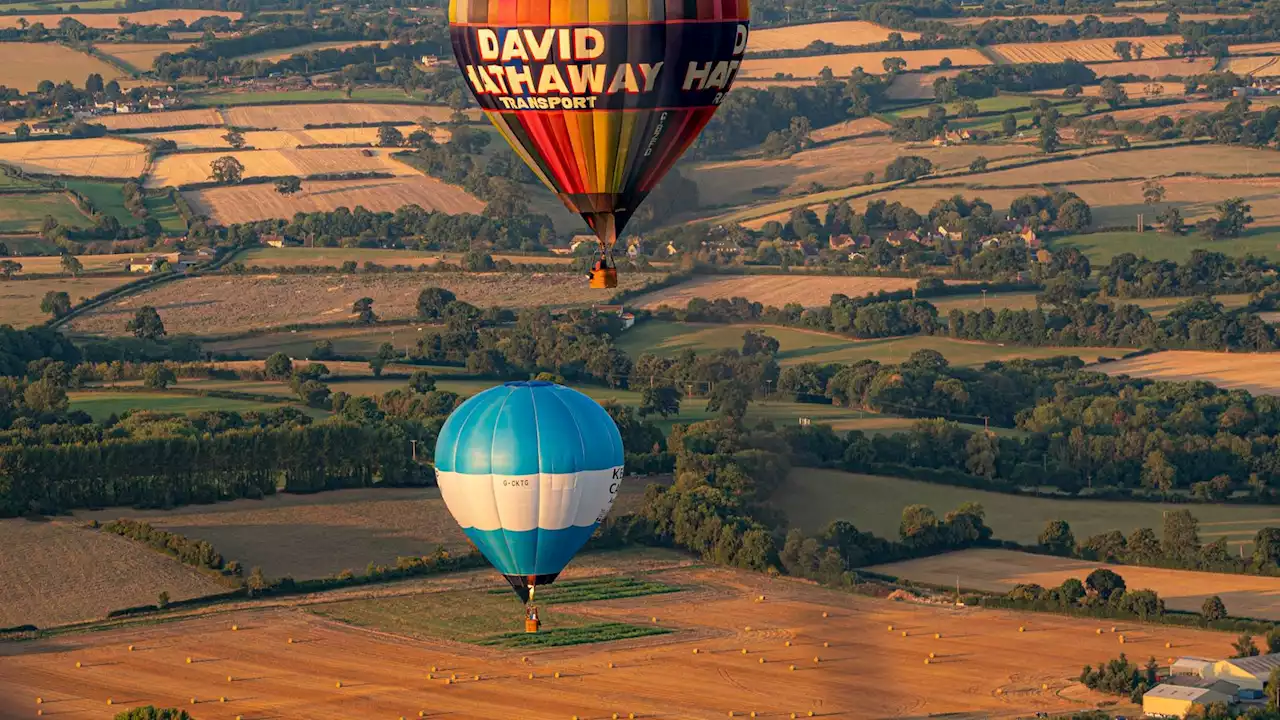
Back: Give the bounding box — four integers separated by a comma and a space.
901, 631, 908, 637
995, 689, 1003, 695
1041, 683, 1048, 690
789, 665, 796, 671
651, 617, 657, 623
758, 595, 765, 602
554, 672, 562, 679
529, 673, 536, 679
693, 648, 700, 654
750, 713, 757, 718
420, 712, 427, 718
630, 714, 636, 719
1096, 628, 1102, 634
728, 713, 735, 718
822, 642, 829, 648
934, 633, 941, 639
227, 676, 233, 683
445, 678, 453, 685
924, 658, 930, 665
608, 662, 615, 668
928, 652, 935, 659
758, 657, 765, 664
186, 657, 192, 664
37, 711, 42, 717
431, 666, 438, 672
813, 656, 820, 663
1169, 657, 1176, 663
220, 697, 227, 703
35, 698, 42, 705
106, 699, 113, 706
745, 626, 752, 632
808, 712, 815, 717
784, 641, 791, 647
821, 612, 828, 618
792, 714, 798, 719
127, 645, 134, 651
887, 625, 893, 631
741, 648, 748, 655
1119, 635, 1126, 644
1165, 641, 1172, 648
231, 625, 238, 631
450, 674, 457, 680
287, 638, 294, 644
1111, 626, 1117, 632
335, 681, 342, 688
190, 698, 198, 705
614, 714, 620, 719
426, 673, 433, 680
75, 662, 81, 669
1018, 626, 1025, 633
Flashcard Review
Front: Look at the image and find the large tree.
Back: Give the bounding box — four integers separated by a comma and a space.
126, 306, 166, 340
209, 155, 245, 184
40, 290, 71, 318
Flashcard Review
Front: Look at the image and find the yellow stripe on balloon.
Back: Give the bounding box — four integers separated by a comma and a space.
592, 110, 620, 193
611, 112, 638, 193
565, 112, 596, 195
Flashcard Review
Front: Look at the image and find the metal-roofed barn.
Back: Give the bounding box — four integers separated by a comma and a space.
1211, 652, 1280, 691
1142, 684, 1234, 718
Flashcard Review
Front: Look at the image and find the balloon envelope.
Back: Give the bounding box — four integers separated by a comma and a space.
448, 0, 750, 247
434, 381, 624, 601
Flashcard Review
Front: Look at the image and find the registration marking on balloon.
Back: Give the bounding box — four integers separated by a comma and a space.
452, 22, 749, 111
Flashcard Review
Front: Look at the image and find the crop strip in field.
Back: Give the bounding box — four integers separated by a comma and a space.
484, 575, 683, 604
478, 622, 672, 648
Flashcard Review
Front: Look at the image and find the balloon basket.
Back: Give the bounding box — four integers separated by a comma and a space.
525, 619, 540, 634
589, 267, 617, 289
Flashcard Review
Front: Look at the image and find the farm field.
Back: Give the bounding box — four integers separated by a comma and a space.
689, 137, 1034, 208
141, 125, 436, 150
0, 9, 240, 28
0, 137, 147, 177
746, 21, 919, 51
988, 35, 1180, 63
96, 42, 193, 71
188, 87, 448, 107
67, 391, 291, 420
738, 48, 990, 79
205, 325, 432, 358
939, 12, 1238, 25
927, 291, 1040, 315
65, 272, 664, 335
231, 247, 579, 269
869, 548, 1280, 620
221, 102, 455, 129
809, 116, 890, 143
0, 42, 127, 92
0, 192, 88, 232
185, 175, 484, 223
779, 469, 1280, 554
0, 276, 133, 328
1100, 350, 1280, 396
0, 518, 227, 628
885, 69, 963, 99
1221, 56, 1280, 76
97, 108, 223, 131
5, 252, 157, 275
1088, 57, 1217, 77
233, 40, 386, 63
1050, 80, 1196, 98
64, 180, 186, 232
917, 144, 1280, 184
147, 147, 415, 188
1097, 99, 1227, 122
1055, 228, 1280, 263
615, 321, 1126, 366
0, 562, 1238, 719
630, 274, 925, 308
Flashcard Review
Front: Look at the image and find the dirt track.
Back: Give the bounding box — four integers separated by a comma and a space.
0, 565, 1237, 719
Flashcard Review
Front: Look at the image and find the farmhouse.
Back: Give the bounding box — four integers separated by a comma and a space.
30, 122, 54, 135
127, 255, 165, 273
1142, 683, 1235, 718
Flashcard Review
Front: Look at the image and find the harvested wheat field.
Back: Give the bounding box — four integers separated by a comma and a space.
222, 103, 455, 129
0, 560, 1240, 719
1088, 56, 1216, 77
0, 518, 227, 628
690, 137, 1034, 207
989, 35, 1180, 63
97, 108, 223, 131
0, 9, 240, 29
146, 147, 413, 188
941, 12, 1238, 25
186, 176, 484, 223
739, 48, 989, 79
632, 275, 952, 309
1234, 42, 1280, 56
1101, 350, 1280, 396
0, 42, 126, 92
921, 144, 1276, 186
886, 69, 963, 99
0, 276, 134, 328
139, 126, 438, 150
7, 252, 165, 275
0, 137, 146, 178
1050, 79, 1196, 98
809, 116, 890, 143
1221, 55, 1280, 76
871, 548, 1280, 620
67, 272, 664, 335
731, 77, 817, 89
1096, 99, 1227, 122
96, 42, 193, 71
747, 21, 919, 52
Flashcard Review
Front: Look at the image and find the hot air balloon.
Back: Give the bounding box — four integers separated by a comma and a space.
434, 380, 624, 627
449, 0, 751, 288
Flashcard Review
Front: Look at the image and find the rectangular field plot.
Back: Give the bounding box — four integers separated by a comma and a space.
0, 137, 147, 178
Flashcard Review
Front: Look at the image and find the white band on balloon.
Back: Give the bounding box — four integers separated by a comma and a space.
436, 467, 623, 532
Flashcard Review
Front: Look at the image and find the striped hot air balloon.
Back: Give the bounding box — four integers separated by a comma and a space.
449, 0, 750, 286
434, 381, 624, 604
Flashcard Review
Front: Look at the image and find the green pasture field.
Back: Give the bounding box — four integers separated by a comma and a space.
0, 192, 89, 232
206, 325, 440, 359
1054, 229, 1280, 264
233, 247, 580, 268
310, 574, 677, 646
885, 95, 1045, 119
67, 391, 291, 419
927, 292, 1251, 319
62, 180, 185, 233
190, 88, 425, 106
0, 172, 46, 189
615, 321, 1128, 367
779, 468, 1280, 552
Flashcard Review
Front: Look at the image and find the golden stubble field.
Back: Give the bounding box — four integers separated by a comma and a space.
740, 48, 990, 78
0, 563, 1239, 720
66, 272, 665, 335
0, 137, 148, 178
97, 108, 223, 131
871, 548, 1280, 620
1088, 56, 1216, 77
632, 275, 947, 309
97, 42, 194, 71
689, 136, 1035, 208
989, 35, 1181, 63
920, 144, 1279, 186
222, 103, 457, 129
1222, 55, 1280, 77
747, 20, 919, 51
0, 276, 134, 328
941, 12, 1238, 25
0, 9, 241, 29
0, 518, 227, 628
146, 147, 416, 187
1101, 350, 1280, 396
186, 175, 484, 223
139, 125, 441, 150
0, 43, 128, 93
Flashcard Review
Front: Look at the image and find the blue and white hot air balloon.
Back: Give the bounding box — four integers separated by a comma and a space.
434, 381, 624, 605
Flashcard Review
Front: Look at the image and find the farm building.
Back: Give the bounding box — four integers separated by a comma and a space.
1210, 653, 1280, 691
1170, 657, 1214, 678
1142, 683, 1234, 718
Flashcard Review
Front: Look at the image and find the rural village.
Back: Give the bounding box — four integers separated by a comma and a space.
11, 0, 1280, 718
